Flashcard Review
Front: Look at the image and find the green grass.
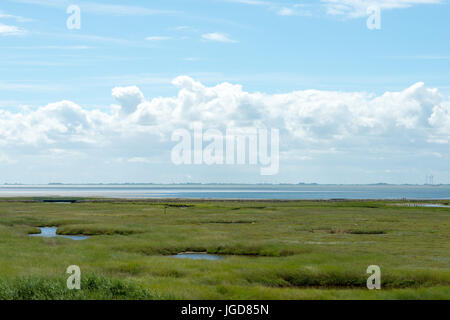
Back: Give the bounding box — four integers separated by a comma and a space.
0, 275, 165, 300
0, 199, 449, 300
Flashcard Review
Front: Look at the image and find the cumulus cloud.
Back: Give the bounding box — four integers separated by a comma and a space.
0, 77, 449, 168
112, 86, 145, 115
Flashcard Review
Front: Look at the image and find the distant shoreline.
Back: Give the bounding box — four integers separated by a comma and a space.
0, 198, 449, 202
1, 185, 449, 201
2, 183, 450, 186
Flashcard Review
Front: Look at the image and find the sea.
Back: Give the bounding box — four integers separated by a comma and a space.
0, 184, 449, 200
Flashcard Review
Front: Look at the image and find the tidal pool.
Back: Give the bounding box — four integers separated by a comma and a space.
171, 253, 223, 260
29, 227, 89, 241
404, 203, 450, 208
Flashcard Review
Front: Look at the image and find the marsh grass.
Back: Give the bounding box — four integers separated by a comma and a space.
26, 227, 42, 235
243, 267, 450, 289
0, 199, 449, 299
57, 225, 141, 236
0, 274, 163, 300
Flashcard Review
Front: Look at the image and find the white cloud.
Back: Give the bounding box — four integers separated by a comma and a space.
127, 157, 157, 164
0, 23, 26, 36
223, 0, 313, 17
222, 0, 442, 18
201, 33, 237, 43
0, 77, 449, 177
3, 45, 91, 50
277, 7, 295, 16
0, 81, 66, 91
276, 6, 312, 16
0, 154, 16, 164
0, 12, 32, 22
111, 86, 144, 115
223, 0, 272, 5
79, 3, 176, 16
145, 36, 172, 41
321, 0, 443, 18
10, 0, 177, 16
173, 26, 191, 31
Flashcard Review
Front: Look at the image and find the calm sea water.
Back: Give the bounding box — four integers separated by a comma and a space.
1, 185, 449, 200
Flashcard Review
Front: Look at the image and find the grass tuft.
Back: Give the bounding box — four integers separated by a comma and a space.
0, 274, 163, 300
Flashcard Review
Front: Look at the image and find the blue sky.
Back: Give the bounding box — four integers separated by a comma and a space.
1, 0, 450, 184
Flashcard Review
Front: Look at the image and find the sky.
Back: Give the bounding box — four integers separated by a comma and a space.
0, 0, 450, 184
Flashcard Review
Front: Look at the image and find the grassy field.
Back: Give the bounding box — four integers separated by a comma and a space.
0, 198, 449, 300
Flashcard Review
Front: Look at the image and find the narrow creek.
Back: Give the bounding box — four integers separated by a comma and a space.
171, 253, 224, 260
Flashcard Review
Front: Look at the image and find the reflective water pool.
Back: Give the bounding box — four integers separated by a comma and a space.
404, 203, 450, 208
29, 227, 89, 241
171, 253, 223, 260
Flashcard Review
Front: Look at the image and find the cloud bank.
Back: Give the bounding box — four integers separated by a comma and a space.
1, 76, 449, 148
1, 76, 449, 182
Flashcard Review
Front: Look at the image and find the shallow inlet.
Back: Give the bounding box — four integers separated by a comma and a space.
171, 253, 223, 260
405, 203, 450, 208
29, 227, 89, 241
